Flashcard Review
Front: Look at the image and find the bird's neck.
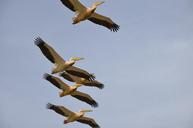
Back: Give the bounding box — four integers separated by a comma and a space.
72, 83, 81, 89
89, 6, 97, 13
66, 60, 75, 66
78, 111, 85, 117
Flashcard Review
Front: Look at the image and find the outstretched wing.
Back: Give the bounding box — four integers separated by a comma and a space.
60, 72, 104, 89
60, 72, 75, 82
88, 13, 120, 32
71, 91, 98, 107
60, 0, 86, 12
47, 103, 75, 117
77, 116, 100, 128
84, 80, 104, 89
66, 66, 95, 81
43, 73, 69, 90
34, 37, 65, 64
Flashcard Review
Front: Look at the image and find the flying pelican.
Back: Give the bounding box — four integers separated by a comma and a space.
35, 37, 95, 80
60, 72, 104, 89
60, 0, 120, 32
47, 103, 100, 128
44, 73, 98, 107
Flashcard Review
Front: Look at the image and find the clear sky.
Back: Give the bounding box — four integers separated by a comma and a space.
1, 0, 193, 128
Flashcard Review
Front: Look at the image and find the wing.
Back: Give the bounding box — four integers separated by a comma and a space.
43, 73, 69, 90
47, 103, 75, 117
34, 37, 65, 64
59, 72, 75, 82
60, 72, 104, 89
66, 66, 95, 81
84, 80, 104, 89
71, 91, 98, 107
88, 13, 120, 32
77, 116, 100, 128
60, 0, 86, 12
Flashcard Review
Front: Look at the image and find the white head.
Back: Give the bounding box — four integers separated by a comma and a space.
90, 1, 105, 12
68, 57, 84, 66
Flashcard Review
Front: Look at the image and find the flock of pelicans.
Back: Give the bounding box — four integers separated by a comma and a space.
35, 0, 120, 128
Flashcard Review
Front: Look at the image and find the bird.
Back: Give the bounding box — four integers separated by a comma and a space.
60, 72, 104, 89
47, 103, 100, 128
44, 73, 98, 107
60, 0, 120, 32
34, 37, 95, 80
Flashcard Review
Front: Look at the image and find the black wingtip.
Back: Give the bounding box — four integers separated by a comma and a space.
34, 37, 45, 46
110, 23, 120, 32
99, 84, 104, 89
92, 101, 99, 108
89, 73, 96, 81
43, 73, 51, 80
46, 103, 54, 109
95, 124, 100, 128
96, 125, 100, 128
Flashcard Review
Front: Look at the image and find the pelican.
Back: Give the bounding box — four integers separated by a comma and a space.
60, 72, 104, 89
35, 37, 95, 80
47, 103, 100, 128
44, 73, 98, 107
60, 0, 120, 32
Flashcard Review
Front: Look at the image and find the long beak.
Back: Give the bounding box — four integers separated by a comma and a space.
95, 1, 105, 6
71, 57, 84, 61
81, 109, 93, 113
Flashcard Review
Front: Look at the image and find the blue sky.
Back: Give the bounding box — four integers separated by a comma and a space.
1, 0, 193, 128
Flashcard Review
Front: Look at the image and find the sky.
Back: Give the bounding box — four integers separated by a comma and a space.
1, 0, 193, 128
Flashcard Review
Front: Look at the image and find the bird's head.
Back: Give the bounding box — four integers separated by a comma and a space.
67, 57, 84, 66
90, 1, 105, 12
